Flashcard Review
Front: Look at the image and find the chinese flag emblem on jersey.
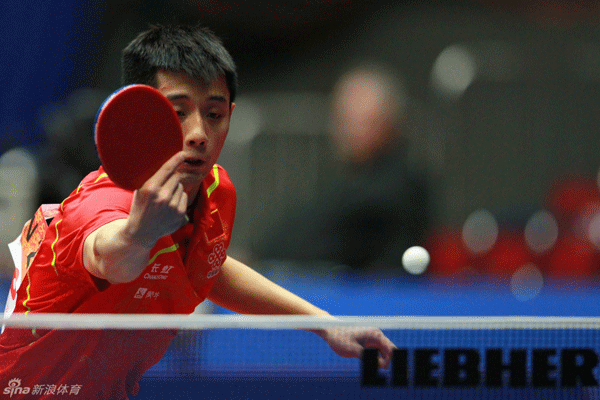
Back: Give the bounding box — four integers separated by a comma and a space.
205, 208, 224, 243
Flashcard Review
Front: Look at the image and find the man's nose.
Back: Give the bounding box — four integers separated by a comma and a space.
185, 114, 208, 149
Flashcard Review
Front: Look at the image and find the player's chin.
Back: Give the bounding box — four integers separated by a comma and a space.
177, 170, 205, 184
178, 172, 205, 199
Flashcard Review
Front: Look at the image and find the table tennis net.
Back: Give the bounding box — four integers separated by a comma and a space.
2, 314, 600, 400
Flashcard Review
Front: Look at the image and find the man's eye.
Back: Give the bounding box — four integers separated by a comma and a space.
176, 110, 186, 118
208, 112, 222, 120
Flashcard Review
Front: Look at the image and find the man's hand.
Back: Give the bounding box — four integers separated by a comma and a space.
317, 327, 396, 369
124, 151, 189, 248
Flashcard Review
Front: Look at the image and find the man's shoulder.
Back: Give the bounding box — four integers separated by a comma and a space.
206, 164, 235, 195
60, 166, 132, 219
201, 164, 236, 221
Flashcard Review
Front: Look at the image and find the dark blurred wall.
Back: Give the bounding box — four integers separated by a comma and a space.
0, 0, 105, 153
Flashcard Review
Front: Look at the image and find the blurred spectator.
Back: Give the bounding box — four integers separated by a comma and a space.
253, 62, 432, 272
0, 148, 39, 278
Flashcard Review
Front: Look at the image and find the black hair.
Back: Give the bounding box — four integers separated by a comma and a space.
121, 24, 238, 102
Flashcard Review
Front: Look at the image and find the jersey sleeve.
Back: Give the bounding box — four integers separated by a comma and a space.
54, 171, 134, 277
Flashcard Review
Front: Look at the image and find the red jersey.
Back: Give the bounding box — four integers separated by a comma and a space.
0, 164, 236, 399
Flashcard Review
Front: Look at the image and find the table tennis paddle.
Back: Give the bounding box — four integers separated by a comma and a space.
94, 84, 183, 191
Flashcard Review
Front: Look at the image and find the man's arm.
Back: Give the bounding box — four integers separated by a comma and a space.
83, 219, 155, 284
83, 152, 188, 284
208, 256, 396, 368
207, 256, 330, 316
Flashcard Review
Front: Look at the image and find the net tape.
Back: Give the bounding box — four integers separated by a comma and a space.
3, 314, 600, 330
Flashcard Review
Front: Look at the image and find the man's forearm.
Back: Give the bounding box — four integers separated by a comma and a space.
83, 219, 153, 284
207, 256, 332, 317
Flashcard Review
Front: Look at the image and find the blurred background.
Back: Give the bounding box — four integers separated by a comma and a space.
2, 0, 600, 315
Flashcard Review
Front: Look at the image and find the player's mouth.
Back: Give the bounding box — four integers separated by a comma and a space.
184, 158, 204, 167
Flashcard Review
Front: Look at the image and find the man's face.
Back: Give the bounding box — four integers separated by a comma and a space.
156, 69, 235, 202
330, 72, 392, 165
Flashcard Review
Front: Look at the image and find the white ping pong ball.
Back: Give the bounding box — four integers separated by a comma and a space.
402, 246, 430, 275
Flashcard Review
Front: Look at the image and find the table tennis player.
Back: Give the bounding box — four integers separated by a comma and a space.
0, 24, 395, 399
